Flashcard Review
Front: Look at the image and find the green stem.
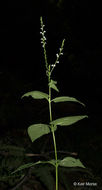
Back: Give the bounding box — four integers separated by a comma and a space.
52, 129, 58, 190
48, 65, 58, 190
44, 45, 48, 71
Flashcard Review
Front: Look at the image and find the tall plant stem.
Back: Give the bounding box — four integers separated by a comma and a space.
48, 65, 58, 190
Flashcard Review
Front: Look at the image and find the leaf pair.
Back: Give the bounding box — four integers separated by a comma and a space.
12, 156, 85, 174
22, 90, 85, 106
28, 115, 87, 143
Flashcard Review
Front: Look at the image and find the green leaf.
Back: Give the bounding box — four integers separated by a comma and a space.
50, 79, 57, 84
52, 96, 85, 106
28, 124, 57, 142
49, 80, 59, 92
12, 161, 43, 174
50, 83, 59, 92
50, 115, 88, 126
12, 159, 57, 174
58, 157, 85, 168
12, 160, 55, 174
21, 91, 49, 101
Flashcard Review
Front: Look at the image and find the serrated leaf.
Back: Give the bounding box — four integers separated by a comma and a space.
28, 124, 57, 142
50, 115, 88, 126
52, 96, 85, 106
59, 157, 85, 168
49, 80, 59, 92
21, 91, 49, 101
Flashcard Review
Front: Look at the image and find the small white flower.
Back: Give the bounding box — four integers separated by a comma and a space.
56, 53, 59, 58
51, 64, 56, 67
41, 27, 43, 31
56, 61, 59, 64
43, 36, 46, 40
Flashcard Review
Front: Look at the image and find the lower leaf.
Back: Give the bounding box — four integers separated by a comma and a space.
58, 157, 85, 168
12, 161, 43, 174
12, 160, 56, 174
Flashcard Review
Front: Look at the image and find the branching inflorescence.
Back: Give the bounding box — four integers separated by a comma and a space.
40, 16, 65, 77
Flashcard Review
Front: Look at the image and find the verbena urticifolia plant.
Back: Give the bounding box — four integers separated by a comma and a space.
13, 17, 88, 190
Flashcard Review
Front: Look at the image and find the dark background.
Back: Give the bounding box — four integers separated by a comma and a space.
0, 1, 102, 188
0, 0, 102, 99
0, 0, 102, 141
